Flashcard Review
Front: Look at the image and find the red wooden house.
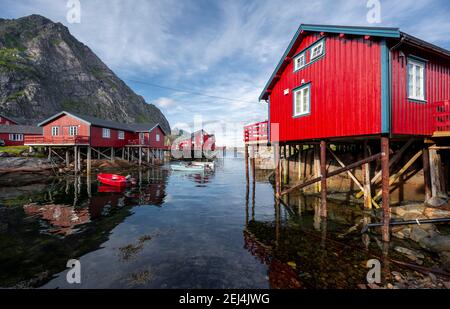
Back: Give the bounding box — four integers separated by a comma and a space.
177, 129, 216, 151
0, 114, 19, 125
0, 124, 42, 146
24, 111, 167, 149
253, 24, 450, 143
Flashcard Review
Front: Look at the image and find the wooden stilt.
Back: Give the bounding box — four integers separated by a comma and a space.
381, 136, 390, 242
320, 140, 327, 217
139, 147, 142, 166
251, 146, 256, 186
429, 147, 447, 198
147, 148, 150, 164
314, 144, 321, 193
65, 150, 70, 168
48, 146, 52, 160
122, 148, 125, 160
74, 146, 78, 173
423, 146, 432, 201
298, 146, 302, 181
87, 146, 91, 175
363, 141, 372, 209
245, 144, 249, 186
274, 143, 281, 197
111, 147, 115, 162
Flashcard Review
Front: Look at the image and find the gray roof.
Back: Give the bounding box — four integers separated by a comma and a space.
39, 111, 164, 134
0, 124, 42, 134
0, 114, 21, 124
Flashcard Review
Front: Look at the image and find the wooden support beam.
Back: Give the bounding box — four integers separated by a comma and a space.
74, 146, 78, 173
87, 146, 91, 175
314, 145, 321, 193
373, 149, 423, 201
147, 148, 150, 163
320, 140, 327, 218
139, 147, 142, 166
355, 139, 414, 199
327, 147, 364, 192
48, 146, 52, 160
429, 147, 447, 198
281, 152, 383, 196
66, 150, 70, 168
423, 147, 432, 201
274, 143, 281, 197
381, 137, 390, 242
245, 144, 249, 187
363, 141, 372, 209
91, 147, 111, 160
111, 147, 115, 162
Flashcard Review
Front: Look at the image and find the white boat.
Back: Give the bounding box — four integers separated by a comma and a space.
170, 163, 205, 172
191, 161, 215, 170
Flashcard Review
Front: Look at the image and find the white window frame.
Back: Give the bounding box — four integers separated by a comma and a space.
310, 40, 324, 61
51, 126, 59, 136
9, 133, 23, 141
408, 58, 426, 101
294, 53, 306, 71
156, 134, 160, 142
102, 128, 111, 138
69, 126, 78, 136
118, 130, 125, 140
293, 84, 311, 117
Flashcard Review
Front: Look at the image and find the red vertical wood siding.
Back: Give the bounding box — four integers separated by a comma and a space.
391, 48, 450, 136
0, 133, 40, 146
42, 114, 90, 139
148, 126, 165, 148
269, 33, 382, 142
90, 126, 135, 147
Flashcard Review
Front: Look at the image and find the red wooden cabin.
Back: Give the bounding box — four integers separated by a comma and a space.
0, 125, 42, 146
24, 111, 166, 149
0, 114, 19, 126
254, 24, 450, 143
177, 129, 216, 151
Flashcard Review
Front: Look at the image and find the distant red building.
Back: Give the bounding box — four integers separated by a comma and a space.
178, 129, 216, 151
0, 114, 19, 126
0, 124, 42, 146
24, 111, 167, 149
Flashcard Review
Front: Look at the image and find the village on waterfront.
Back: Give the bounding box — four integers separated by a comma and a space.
1, 0, 450, 294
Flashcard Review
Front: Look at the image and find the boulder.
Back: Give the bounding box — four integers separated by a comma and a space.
419, 235, 450, 253
426, 196, 448, 207
391, 205, 425, 217
410, 226, 430, 242
424, 207, 450, 219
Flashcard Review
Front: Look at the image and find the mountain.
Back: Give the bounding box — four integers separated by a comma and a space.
0, 14, 170, 133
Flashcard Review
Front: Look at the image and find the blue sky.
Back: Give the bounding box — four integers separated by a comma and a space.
2, 0, 450, 145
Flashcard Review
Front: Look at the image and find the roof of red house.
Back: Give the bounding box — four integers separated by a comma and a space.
0, 124, 42, 134
0, 114, 21, 124
259, 24, 450, 101
38, 111, 165, 134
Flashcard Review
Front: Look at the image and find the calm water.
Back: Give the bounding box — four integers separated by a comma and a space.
0, 157, 437, 288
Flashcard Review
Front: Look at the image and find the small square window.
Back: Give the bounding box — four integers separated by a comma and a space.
156, 134, 160, 142
310, 41, 324, 61
102, 128, 110, 138
118, 131, 125, 140
294, 53, 306, 71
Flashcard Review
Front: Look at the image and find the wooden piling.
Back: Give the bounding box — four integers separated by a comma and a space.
320, 140, 327, 217
111, 147, 115, 162
87, 146, 91, 175
314, 144, 321, 193
422, 146, 432, 201
74, 146, 78, 173
139, 147, 142, 166
274, 143, 281, 197
245, 144, 249, 186
48, 146, 52, 160
65, 150, 70, 168
363, 140, 372, 209
429, 147, 446, 198
381, 136, 390, 242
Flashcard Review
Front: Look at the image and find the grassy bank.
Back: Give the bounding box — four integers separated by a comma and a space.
0, 146, 45, 157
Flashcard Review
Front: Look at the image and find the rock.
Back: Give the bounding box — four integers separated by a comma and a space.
394, 246, 425, 260
391, 205, 425, 217
426, 197, 448, 207
440, 253, 450, 272
443, 281, 450, 289
403, 213, 428, 221
420, 236, 450, 253
410, 226, 431, 242
424, 207, 450, 219
0, 152, 9, 157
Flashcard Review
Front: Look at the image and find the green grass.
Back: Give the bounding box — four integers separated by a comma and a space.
0, 146, 29, 155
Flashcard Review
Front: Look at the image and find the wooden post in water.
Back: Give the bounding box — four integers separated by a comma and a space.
147, 148, 150, 164
66, 150, 70, 168
381, 136, 390, 242
139, 147, 142, 166
48, 146, 52, 160
77, 147, 81, 173
111, 147, 115, 162
74, 146, 78, 173
251, 146, 256, 184
122, 148, 125, 160
274, 143, 281, 197
87, 146, 91, 175
245, 144, 249, 187
363, 140, 372, 209
423, 146, 432, 201
320, 140, 327, 218
314, 144, 321, 193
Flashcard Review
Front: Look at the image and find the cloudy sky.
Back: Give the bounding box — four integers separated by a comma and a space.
2, 0, 450, 145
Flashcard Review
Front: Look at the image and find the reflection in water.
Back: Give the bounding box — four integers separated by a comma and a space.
0, 158, 442, 288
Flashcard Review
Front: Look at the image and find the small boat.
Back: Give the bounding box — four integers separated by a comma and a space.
97, 173, 128, 187
191, 161, 215, 170
170, 163, 205, 172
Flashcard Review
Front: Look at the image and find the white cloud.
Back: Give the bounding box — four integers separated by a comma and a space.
154, 97, 175, 108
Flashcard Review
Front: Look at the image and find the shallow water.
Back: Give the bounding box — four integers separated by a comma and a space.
0, 157, 440, 288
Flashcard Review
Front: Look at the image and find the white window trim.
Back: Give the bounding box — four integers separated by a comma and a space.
69, 126, 78, 136
293, 84, 311, 117
118, 130, 125, 140
9, 133, 23, 141
51, 126, 59, 136
310, 40, 324, 61
294, 53, 306, 71
156, 134, 160, 142
408, 58, 426, 101
102, 128, 111, 138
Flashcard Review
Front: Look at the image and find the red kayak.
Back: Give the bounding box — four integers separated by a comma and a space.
97, 173, 128, 187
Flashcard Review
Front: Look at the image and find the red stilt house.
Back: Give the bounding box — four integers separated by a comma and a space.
255, 24, 450, 143
0, 125, 42, 146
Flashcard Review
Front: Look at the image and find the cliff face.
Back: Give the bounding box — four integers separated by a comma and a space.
0, 14, 170, 132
